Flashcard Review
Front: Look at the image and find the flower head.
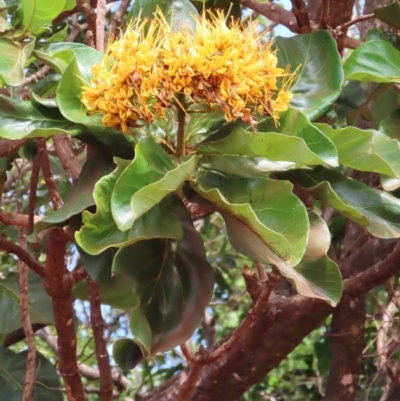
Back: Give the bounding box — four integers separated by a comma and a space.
81, 10, 295, 133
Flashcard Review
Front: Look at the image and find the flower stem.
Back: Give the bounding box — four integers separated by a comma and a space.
176, 94, 186, 158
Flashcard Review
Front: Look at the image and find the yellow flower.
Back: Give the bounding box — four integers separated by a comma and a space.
81, 10, 295, 133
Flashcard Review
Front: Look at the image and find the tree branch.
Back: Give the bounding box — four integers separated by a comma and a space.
53, 135, 82, 181
28, 149, 42, 235
324, 297, 366, 401
44, 228, 87, 401
0, 208, 41, 228
109, 0, 131, 37
87, 277, 113, 401
38, 327, 132, 392
240, 0, 299, 33
0, 139, 27, 157
290, 0, 311, 33
0, 235, 44, 276
17, 227, 36, 401
96, 0, 107, 52
36, 139, 63, 210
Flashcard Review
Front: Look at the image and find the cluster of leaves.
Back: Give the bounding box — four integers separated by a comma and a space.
1, 0, 400, 399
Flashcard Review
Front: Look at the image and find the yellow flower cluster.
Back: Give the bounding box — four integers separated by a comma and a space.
81, 11, 295, 133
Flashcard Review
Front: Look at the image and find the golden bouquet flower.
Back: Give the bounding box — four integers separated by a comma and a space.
81, 11, 295, 134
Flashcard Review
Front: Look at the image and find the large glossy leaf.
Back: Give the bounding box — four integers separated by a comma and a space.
21, 0, 66, 33
29, 150, 114, 242
0, 348, 62, 401
112, 136, 198, 231
75, 160, 183, 254
256, 109, 338, 165
129, 0, 198, 31
111, 196, 214, 368
315, 123, 400, 178
197, 110, 338, 167
344, 40, 400, 83
374, 3, 400, 30
275, 30, 343, 120
191, 171, 309, 267
200, 155, 297, 176
0, 38, 35, 86
294, 212, 342, 306
0, 95, 85, 140
0, 271, 54, 334
282, 167, 400, 239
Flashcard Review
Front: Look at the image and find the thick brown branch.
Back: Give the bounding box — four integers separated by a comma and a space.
324, 297, 365, 401
240, 0, 299, 33
44, 228, 87, 401
343, 242, 400, 296
17, 227, 36, 401
53, 135, 81, 181
0, 139, 27, 157
0, 236, 44, 276
36, 138, 63, 210
96, 0, 107, 52
290, 0, 311, 33
87, 278, 113, 401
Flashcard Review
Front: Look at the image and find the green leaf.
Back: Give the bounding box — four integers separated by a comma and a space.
29, 150, 114, 242
197, 109, 338, 167
315, 123, 400, 179
111, 197, 214, 368
0, 38, 35, 86
75, 160, 183, 254
0, 16, 12, 32
275, 30, 343, 120
112, 136, 198, 231
191, 171, 309, 268
21, 0, 66, 33
0, 95, 85, 140
0, 348, 62, 401
199, 155, 297, 176
380, 108, 400, 140
186, 109, 226, 144
374, 3, 400, 29
113, 339, 144, 372
344, 40, 400, 84
0, 271, 54, 334
294, 212, 342, 306
129, 0, 198, 32
282, 167, 400, 239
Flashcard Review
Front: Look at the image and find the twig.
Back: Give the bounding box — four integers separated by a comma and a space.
44, 227, 87, 401
0, 235, 44, 276
0, 139, 27, 157
87, 277, 113, 401
53, 135, 82, 181
240, 0, 299, 33
4, 162, 32, 190
344, 242, 400, 296
242, 265, 261, 304
336, 13, 374, 32
38, 327, 132, 391
21, 66, 50, 88
176, 94, 186, 158
28, 149, 42, 235
110, 0, 131, 37
290, 0, 311, 33
96, 0, 107, 52
71, 265, 88, 284
255, 261, 267, 281
17, 225, 36, 401
66, 22, 88, 42
0, 208, 41, 228
35, 138, 63, 210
